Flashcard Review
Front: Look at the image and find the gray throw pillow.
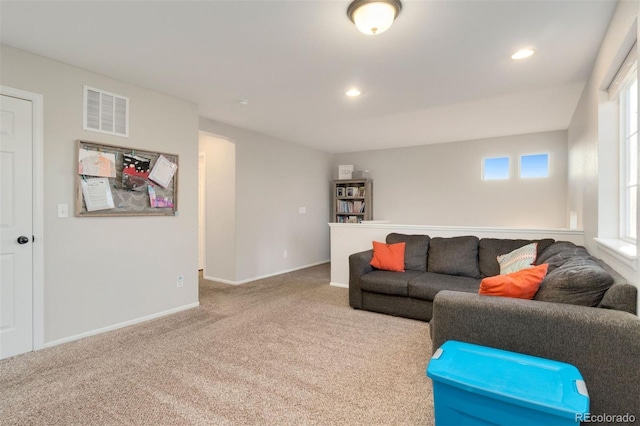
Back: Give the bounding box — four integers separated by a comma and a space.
427, 236, 480, 279
534, 257, 614, 307
386, 233, 430, 272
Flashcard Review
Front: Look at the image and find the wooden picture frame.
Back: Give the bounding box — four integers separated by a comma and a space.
75, 140, 179, 217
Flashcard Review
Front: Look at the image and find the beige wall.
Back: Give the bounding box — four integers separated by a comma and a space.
1, 45, 200, 344
199, 118, 333, 283
568, 1, 638, 253
567, 1, 639, 289
333, 130, 568, 228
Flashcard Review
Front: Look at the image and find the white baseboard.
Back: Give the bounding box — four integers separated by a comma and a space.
204, 260, 330, 285
330, 282, 349, 288
42, 302, 200, 349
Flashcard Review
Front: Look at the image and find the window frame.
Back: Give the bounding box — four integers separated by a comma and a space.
619, 72, 638, 243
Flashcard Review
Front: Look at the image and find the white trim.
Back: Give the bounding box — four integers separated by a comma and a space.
330, 282, 349, 288
198, 152, 206, 272
608, 41, 638, 100
327, 222, 585, 237
594, 238, 638, 271
42, 302, 200, 349
204, 260, 330, 285
0, 86, 45, 351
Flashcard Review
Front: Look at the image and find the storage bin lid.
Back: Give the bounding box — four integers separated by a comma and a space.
427, 340, 589, 419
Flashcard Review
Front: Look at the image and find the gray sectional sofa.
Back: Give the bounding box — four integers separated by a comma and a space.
349, 233, 637, 320
349, 233, 640, 423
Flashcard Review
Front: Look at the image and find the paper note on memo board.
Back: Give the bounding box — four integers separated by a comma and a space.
149, 155, 178, 188
78, 148, 116, 178
81, 177, 115, 211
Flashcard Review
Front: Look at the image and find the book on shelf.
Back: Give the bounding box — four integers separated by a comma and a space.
337, 200, 367, 213
335, 214, 363, 223
347, 186, 362, 197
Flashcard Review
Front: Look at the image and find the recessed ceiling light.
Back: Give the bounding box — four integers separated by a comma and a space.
346, 88, 362, 97
237, 99, 249, 106
511, 49, 534, 60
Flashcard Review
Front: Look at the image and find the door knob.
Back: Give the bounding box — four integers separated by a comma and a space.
17, 236, 29, 244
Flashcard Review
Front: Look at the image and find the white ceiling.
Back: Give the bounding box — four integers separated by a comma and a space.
0, 0, 618, 153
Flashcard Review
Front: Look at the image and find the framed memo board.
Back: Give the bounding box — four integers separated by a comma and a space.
75, 140, 179, 217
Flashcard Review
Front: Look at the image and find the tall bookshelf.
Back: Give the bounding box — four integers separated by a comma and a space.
332, 179, 373, 223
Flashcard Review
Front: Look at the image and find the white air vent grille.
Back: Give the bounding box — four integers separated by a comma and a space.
83, 85, 129, 137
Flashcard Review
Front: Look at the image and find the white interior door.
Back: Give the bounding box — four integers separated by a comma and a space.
0, 94, 34, 359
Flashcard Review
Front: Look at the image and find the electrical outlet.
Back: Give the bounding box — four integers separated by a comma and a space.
284, 250, 288, 258
177, 276, 184, 288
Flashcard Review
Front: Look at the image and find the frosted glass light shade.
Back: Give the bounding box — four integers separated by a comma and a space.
348, 0, 402, 35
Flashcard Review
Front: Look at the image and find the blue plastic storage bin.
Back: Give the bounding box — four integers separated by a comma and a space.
426, 341, 589, 426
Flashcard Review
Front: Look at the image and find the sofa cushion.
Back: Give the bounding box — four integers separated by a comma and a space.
428, 236, 480, 278
598, 283, 638, 314
370, 241, 405, 272
479, 264, 548, 299
536, 241, 589, 272
386, 233, 430, 272
479, 238, 554, 278
534, 257, 614, 307
360, 270, 424, 297
595, 258, 638, 314
407, 272, 480, 301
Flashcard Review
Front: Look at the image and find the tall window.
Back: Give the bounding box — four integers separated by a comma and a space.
620, 74, 638, 241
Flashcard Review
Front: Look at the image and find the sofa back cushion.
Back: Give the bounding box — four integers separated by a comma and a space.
534, 242, 614, 307
594, 258, 636, 314
599, 284, 638, 314
536, 241, 588, 271
386, 233, 430, 272
428, 236, 480, 279
478, 238, 555, 278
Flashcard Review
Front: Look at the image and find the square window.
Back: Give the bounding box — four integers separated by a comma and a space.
483, 157, 509, 180
520, 154, 549, 178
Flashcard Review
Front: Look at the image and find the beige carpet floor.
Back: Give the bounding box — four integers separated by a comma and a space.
0, 263, 434, 425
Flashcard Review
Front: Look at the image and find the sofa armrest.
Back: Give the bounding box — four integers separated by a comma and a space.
349, 249, 374, 309
430, 291, 640, 420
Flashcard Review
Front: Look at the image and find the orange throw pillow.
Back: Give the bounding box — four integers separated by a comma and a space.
479, 264, 549, 299
370, 241, 405, 272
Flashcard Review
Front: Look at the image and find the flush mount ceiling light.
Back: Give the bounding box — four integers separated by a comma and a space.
511, 49, 535, 60
345, 88, 362, 97
347, 0, 402, 35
